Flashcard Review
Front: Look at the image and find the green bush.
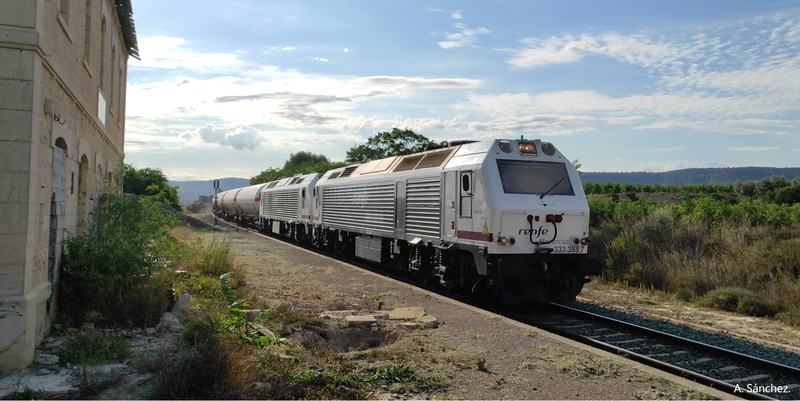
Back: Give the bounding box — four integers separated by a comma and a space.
699, 288, 777, 316
59, 194, 180, 326
187, 238, 234, 277
776, 307, 800, 327
56, 332, 132, 365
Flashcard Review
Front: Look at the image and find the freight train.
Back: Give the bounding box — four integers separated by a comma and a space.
213, 139, 601, 303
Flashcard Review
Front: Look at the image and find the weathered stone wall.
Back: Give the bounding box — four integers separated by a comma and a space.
0, 0, 130, 371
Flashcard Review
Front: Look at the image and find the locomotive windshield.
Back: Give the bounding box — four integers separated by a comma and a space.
496, 160, 574, 195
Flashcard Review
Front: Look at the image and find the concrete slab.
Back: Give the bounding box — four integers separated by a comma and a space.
319, 310, 358, 320
345, 315, 376, 327
416, 315, 439, 329
389, 307, 424, 321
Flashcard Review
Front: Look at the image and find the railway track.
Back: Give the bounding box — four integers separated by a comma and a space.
516, 303, 800, 400
214, 216, 799, 400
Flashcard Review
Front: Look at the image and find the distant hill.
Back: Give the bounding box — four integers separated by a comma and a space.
169, 178, 249, 205
170, 167, 800, 204
581, 167, 800, 185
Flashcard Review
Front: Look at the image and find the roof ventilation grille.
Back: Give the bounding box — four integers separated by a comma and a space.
414, 149, 454, 169
393, 154, 424, 172
339, 166, 358, 178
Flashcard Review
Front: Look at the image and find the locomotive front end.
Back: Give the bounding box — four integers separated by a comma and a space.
478, 139, 601, 303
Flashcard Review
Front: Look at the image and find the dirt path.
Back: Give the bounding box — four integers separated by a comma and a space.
207, 218, 730, 400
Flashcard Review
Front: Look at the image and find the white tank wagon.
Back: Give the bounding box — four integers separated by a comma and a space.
213, 138, 602, 303
259, 173, 322, 243
230, 183, 268, 225
216, 187, 243, 216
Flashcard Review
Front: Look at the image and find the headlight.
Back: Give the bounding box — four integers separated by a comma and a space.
499, 237, 508, 245
541, 142, 556, 156
518, 142, 538, 155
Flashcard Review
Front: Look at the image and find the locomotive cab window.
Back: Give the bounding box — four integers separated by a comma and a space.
496, 160, 574, 196
460, 171, 473, 217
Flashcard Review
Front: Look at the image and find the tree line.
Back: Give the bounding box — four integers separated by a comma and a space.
584, 175, 800, 205
250, 128, 446, 185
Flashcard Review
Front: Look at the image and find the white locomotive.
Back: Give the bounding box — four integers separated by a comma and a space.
215, 139, 601, 303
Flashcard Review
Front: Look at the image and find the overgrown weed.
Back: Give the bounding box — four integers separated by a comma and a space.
591, 194, 800, 324
56, 332, 132, 365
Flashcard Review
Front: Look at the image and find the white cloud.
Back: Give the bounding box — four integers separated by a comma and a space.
501, 18, 800, 137
467, 114, 590, 135
508, 33, 682, 69
344, 48, 349, 52
777, 131, 789, 135
184, 124, 264, 150
131, 36, 240, 72
604, 116, 645, 125
310, 56, 329, 62
391, 116, 464, 132
438, 22, 491, 49
637, 160, 734, 172
727, 146, 779, 151
282, 46, 296, 51
451, 11, 462, 20
645, 147, 687, 152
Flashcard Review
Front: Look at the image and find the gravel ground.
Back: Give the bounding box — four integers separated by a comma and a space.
206, 217, 725, 400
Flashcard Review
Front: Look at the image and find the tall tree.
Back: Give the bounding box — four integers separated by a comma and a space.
284, 151, 330, 168
345, 128, 445, 163
250, 152, 345, 185
122, 164, 182, 210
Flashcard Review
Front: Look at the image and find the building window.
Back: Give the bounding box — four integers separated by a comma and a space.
100, 17, 106, 89
110, 46, 115, 109
118, 68, 123, 117
83, 0, 92, 63
83, 0, 92, 62
60, 0, 70, 24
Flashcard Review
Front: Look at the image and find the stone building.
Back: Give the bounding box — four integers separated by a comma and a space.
0, 0, 137, 370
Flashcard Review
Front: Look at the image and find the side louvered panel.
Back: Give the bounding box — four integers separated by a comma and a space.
269, 190, 299, 221
406, 176, 442, 238
322, 182, 395, 233
260, 193, 270, 217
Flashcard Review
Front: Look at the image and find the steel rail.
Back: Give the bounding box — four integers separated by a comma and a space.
549, 302, 800, 379
504, 307, 777, 400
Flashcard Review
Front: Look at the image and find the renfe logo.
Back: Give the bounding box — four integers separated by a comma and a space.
519, 226, 549, 237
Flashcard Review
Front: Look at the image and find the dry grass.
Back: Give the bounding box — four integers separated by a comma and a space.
596, 211, 800, 322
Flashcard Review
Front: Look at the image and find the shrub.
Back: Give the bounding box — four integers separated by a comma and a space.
56, 332, 132, 365
187, 239, 234, 277
699, 288, 777, 317
776, 307, 800, 328
59, 194, 180, 326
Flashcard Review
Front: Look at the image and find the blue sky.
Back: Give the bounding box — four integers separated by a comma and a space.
124, 0, 800, 180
